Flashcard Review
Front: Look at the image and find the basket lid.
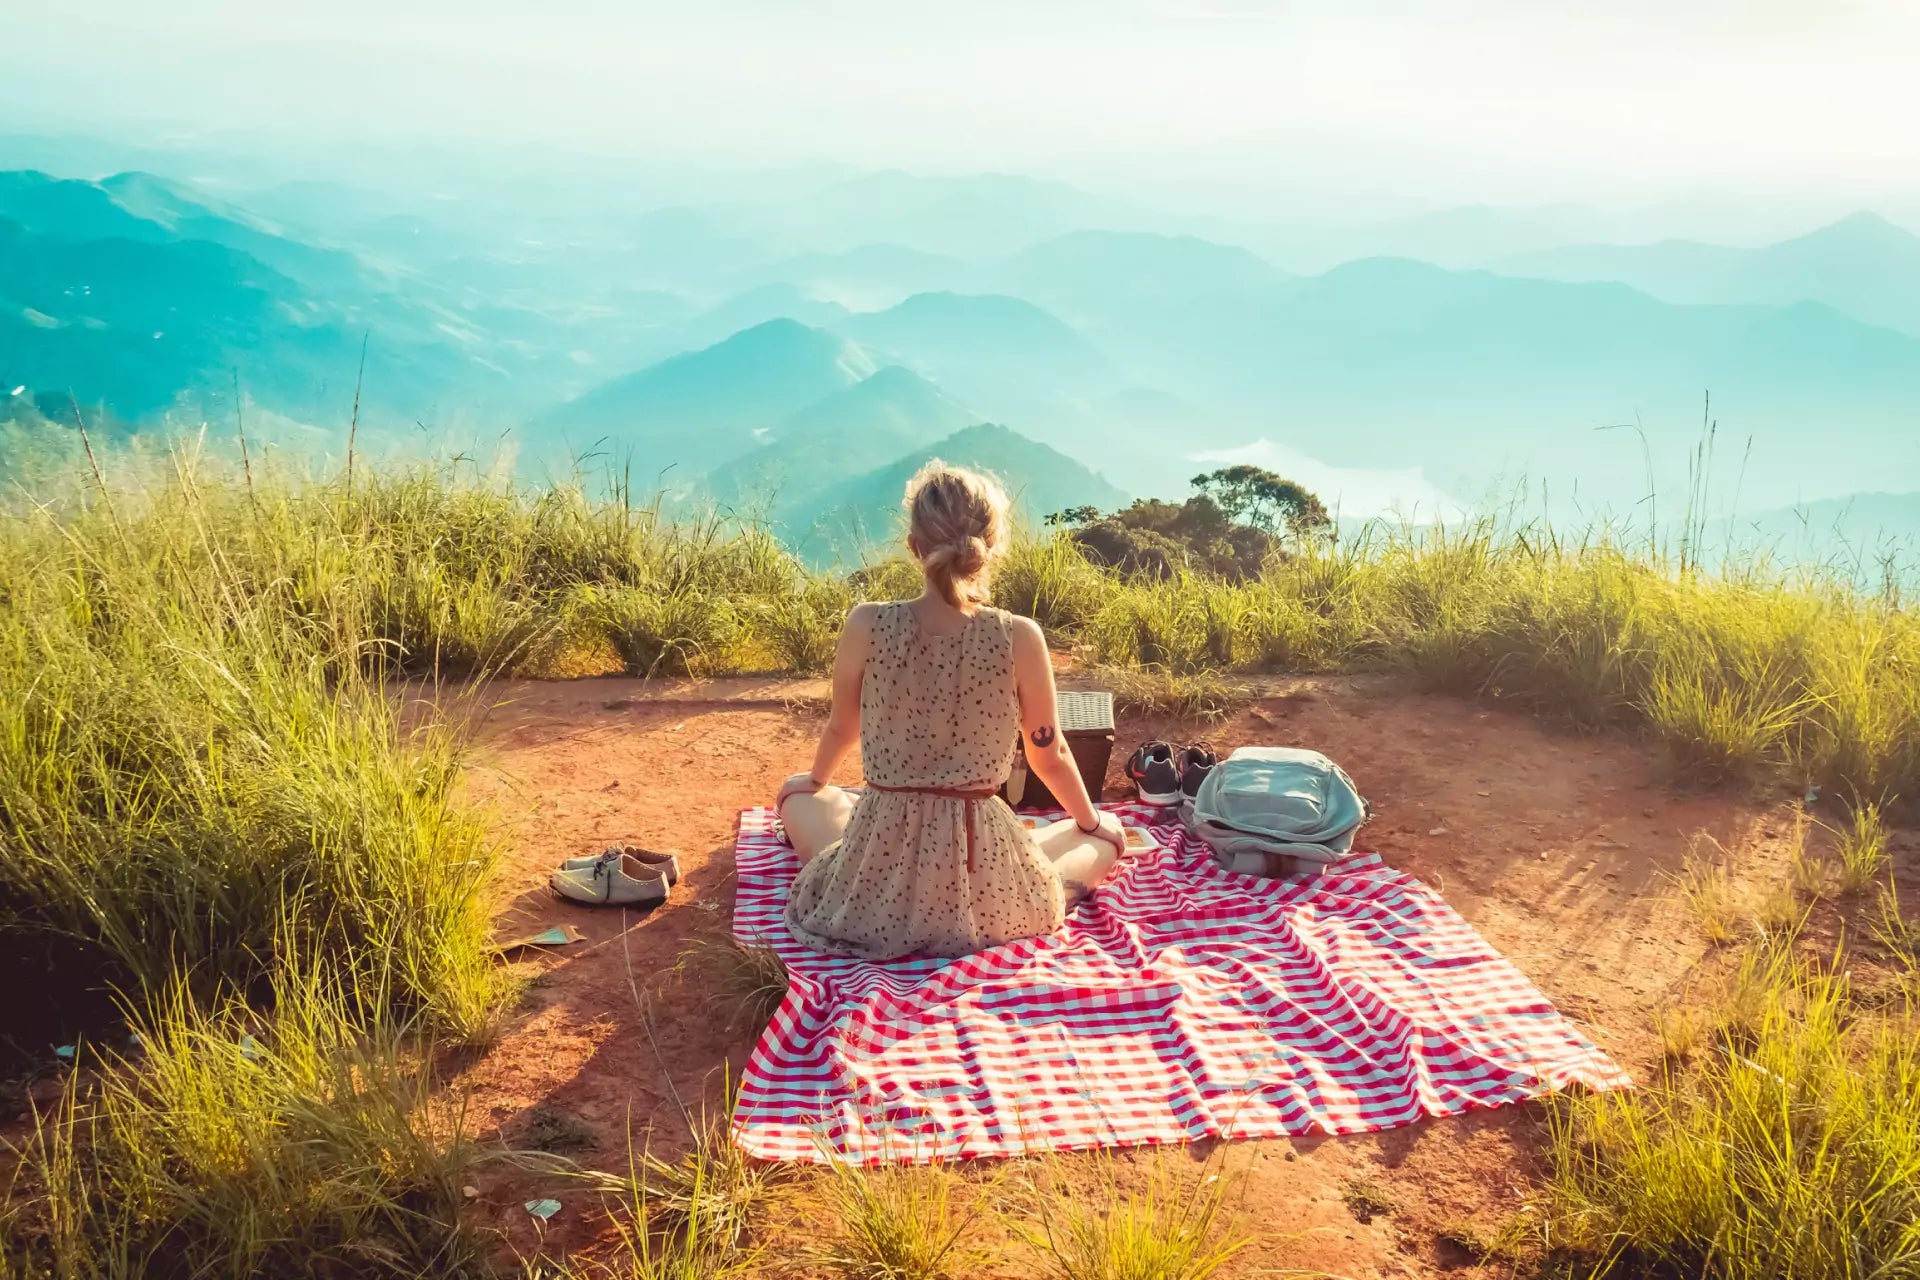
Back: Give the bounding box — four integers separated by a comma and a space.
1057, 690, 1115, 733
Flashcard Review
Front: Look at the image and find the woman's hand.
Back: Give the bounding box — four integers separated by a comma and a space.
775, 772, 825, 809
1079, 811, 1128, 854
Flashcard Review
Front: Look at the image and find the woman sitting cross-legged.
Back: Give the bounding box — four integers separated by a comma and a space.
775, 461, 1126, 960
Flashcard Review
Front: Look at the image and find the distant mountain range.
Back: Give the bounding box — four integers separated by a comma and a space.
765, 170, 1150, 259
0, 202, 494, 427
1002, 230, 1289, 310
1500, 212, 1920, 340
7, 158, 1920, 551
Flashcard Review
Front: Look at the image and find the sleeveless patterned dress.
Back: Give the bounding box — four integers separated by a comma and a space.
784, 602, 1067, 959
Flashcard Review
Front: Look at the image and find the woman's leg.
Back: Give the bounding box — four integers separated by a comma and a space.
778, 784, 856, 865
1031, 818, 1120, 897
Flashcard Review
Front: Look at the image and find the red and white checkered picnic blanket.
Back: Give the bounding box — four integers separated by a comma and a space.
731, 802, 1628, 1164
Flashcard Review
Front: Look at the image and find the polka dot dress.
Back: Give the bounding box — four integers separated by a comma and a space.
785, 602, 1067, 959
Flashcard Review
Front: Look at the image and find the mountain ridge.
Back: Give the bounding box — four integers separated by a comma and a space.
534, 318, 878, 477
790, 421, 1128, 566
702, 365, 981, 528
1498, 211, 1920, 338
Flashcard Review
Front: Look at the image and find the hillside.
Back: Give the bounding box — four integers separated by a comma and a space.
835, 291, 1109, 406
790, 421, 1127, 564
533, 319, 878, 477
0, 214, 496, 426
703, 365, 979, 525
1499, 212, 1920, 338
657, 285, 850, 362
992, 229, 1296, 390
0, 169, 555, 428
0, 169, 372, 295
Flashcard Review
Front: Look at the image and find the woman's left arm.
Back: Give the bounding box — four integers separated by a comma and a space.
776, 603, 876, 806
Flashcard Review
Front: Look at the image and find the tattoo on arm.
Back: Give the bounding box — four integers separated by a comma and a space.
1030, 724, 1056, 748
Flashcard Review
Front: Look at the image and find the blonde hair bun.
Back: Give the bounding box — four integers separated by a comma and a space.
903, 462, 1009, 610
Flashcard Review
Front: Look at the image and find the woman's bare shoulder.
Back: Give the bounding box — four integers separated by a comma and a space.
845, 601, 887, 632
1003, 611, 1047, 650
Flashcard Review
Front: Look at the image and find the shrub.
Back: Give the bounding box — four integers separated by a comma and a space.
579, 582, 740, 677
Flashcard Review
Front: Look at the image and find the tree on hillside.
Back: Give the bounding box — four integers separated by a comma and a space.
1060, 465, 1331, 582
1190, 465, 1332, 541
1068, 493, 1268, 581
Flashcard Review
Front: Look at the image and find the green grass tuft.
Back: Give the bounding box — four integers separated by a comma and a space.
820, 1163, 977, 1280
1546, 940, 1920, 1279
2, 953, 482, 1279
675, 932, 790, 1038
1831, 797, 1893, 896
1010, 1151, 1252, 1280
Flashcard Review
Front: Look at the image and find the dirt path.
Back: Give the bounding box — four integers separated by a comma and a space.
449, 672, 1811, 1276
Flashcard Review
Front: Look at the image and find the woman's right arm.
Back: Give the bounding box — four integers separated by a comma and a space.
776, 603, 876, 807
1009, 615, 1125, 849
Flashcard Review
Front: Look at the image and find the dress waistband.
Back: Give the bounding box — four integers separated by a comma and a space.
862, 782, 1001, 871
865, 783, 999, 801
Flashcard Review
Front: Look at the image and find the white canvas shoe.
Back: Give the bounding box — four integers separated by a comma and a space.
561, 845, 681, 886
550, 852, 670, 906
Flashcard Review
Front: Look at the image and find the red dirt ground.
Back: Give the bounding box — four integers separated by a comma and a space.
447, 670, 1831, 1277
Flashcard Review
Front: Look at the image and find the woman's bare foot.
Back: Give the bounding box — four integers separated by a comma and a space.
1031, 816, 1122, 895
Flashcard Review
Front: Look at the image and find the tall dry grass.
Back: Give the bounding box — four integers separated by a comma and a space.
1038, 523, 1919, 798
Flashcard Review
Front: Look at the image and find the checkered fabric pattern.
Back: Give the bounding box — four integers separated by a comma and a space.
731, 801, 1629, 1164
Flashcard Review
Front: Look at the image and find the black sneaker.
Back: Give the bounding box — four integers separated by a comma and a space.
1126, 741, 1182, 806
1177, 742, 1217, 808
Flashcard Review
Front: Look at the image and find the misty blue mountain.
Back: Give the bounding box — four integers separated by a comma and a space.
1499, 212, 1920, 341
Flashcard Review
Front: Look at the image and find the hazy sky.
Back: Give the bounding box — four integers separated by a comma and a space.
5, 0, 1918, 214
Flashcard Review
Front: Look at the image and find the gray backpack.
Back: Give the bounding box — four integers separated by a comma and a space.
1187, 747, 1369, 877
